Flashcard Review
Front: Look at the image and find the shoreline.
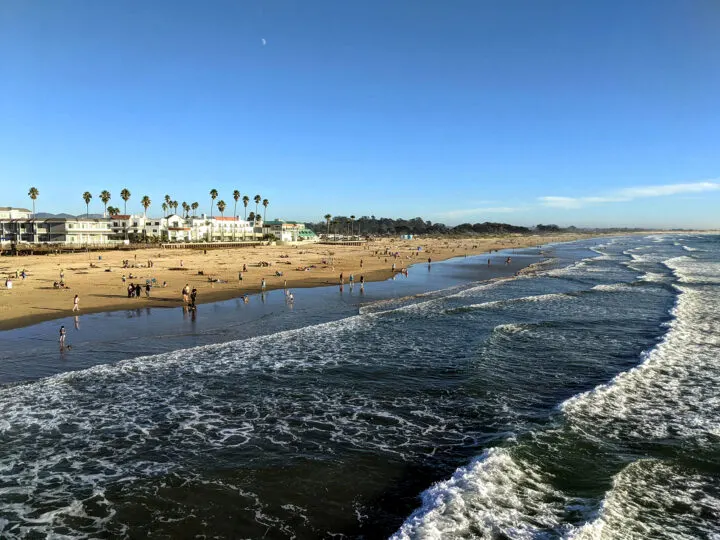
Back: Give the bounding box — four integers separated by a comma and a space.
0, 232, 653, 332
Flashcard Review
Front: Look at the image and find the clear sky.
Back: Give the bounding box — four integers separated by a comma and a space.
1, 0, 719, 228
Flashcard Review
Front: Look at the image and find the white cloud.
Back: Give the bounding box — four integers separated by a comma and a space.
618, 181, 720, 198
538, 196, 584, 209
539, 180, 720, 209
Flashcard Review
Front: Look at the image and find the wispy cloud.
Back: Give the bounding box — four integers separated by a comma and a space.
435, 206, 523, 219
540, 180, 720, 209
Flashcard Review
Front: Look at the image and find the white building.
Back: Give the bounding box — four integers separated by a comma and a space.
109, 214, 166, 242
261, 220, 319, 243
165, 214, 255, 242
1, 209, 112, 246
0, 207, 32, 220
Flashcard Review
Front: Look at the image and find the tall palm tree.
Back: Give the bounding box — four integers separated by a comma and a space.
120, 188, 131, 214
216, 200, 226, 241
191, 202, 199, 217
242, 195, 250, 220
141, 195, 151, 217
82, 191, 93, 217
162, 202, 168, 216
28, 187, 39, 219
164, 194, 171, 209
324, 214, 332, 237
253, 194, 261, 217
209, 189, 218, 217
182, 202, 189, 217
262, 198, 269, 222
99, 190, 111, 217
350, 215, 355, 236
233, 190, 241, 218
172, 201, 179, 215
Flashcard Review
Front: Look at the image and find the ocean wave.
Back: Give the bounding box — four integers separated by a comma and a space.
396, 235, 720, 539
561, 281, 720, 443
391, 448, 574, 539
568, 460, 720, 539
446, 293, 573, 313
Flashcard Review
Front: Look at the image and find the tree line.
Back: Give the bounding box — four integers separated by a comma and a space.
304, 216, 570, 236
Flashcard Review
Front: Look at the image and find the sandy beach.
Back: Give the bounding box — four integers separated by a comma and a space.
0, 233, 615, 330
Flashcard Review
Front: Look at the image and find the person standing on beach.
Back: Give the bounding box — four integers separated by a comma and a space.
72, 295, 79, 312
261, 278, 266, 291
59, 326, 66, 348
135, 283, 141, 298
190, 287, 197, 307
145, 283, 151, 297
182, 284, 189, 304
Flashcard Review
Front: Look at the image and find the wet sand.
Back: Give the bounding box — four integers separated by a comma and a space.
0, 233, 615, 330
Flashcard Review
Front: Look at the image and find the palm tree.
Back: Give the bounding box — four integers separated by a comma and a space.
162, 202, 168, 216
324, 214, 332, 237
99, 190, 111, 217
209, 189, 218, 217
172, 201, 179, 215
233, 190, 241, 218
107, 206, 120, 216
139, 195, 150, 217
191, 202, 199, 217
350, 215, 355, 236
253, 194, 261, 217
120, 188, 131, 214
182, 202, 189, 217
28, 187, 39, 219
262, 198, 269, 222
82, 191, 93, 217
242, 195, 250, 219
248, 211, 255, 222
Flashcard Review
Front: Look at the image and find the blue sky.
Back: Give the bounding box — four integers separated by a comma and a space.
1, 0, 719, 228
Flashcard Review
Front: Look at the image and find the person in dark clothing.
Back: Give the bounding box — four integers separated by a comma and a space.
135, 283, 141, 298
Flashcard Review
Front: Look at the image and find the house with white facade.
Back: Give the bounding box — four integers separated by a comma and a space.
109, 215, 166, 242
262, 220, 318, 243
1, 207, 112, 246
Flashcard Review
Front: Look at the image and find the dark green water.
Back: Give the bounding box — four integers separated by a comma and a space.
0, 235, 718, 539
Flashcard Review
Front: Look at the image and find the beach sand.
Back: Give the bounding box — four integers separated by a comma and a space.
0, 233, 608, 330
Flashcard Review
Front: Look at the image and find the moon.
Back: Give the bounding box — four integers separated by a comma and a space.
261, 38, 266, 46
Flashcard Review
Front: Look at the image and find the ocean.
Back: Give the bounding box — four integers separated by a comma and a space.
0, 234, 718, 539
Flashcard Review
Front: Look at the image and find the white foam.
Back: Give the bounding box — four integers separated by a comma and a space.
392, 448, 571, 540
462, 293, 572, 311
562, 263, 720, 443
568, 460, 720, 539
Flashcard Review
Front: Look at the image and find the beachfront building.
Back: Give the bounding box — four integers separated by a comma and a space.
262, 220, 319, 243
0, 206, 310, 246
109, 215, 166, 242
1, 214, 112, 246
164, 214, 255, 242
210, 216, 255, 242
